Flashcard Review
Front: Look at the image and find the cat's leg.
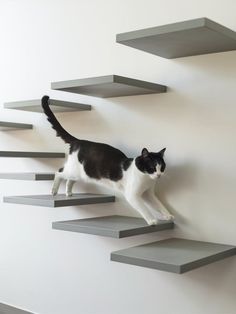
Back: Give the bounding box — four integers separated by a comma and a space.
51, 172, 63, 196
126, 193, 158, 225
143, 189, 174, 221
66, 180, 76, 197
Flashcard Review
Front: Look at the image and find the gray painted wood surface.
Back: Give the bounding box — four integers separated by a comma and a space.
52, 215, 174, 238
0, 151, 65, 158
4, 193, 115, 207
0, 121, 33, 131
0, 172, 55, 181
0, 303, 33, 314
116, 17, 236, 58
111, 238, 236, 273
51, 75, 167, 98
4, 99, 91, 113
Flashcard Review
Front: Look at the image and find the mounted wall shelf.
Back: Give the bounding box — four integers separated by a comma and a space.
111, 238, 236, 274
0, 121, 33, 131
0, 151, 65, 158
116, 17, 236, 59
51, 75, 167, 98
4, 193, 115, 207
0, 303, 33, 314
0, 172, 55, 181
52, 215, 174, 238
4, 99, 91, 113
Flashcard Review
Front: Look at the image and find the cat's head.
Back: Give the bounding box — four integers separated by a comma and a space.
135, 148, 166, 179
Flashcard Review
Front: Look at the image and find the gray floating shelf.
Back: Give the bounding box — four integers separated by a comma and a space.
111, 238, 236, 274
52, 215, 174, 238
4, 193, 115, 207
116, 17, 236, 59
0, 303, 33, 314
0, 172, 54, 181
51, 75, 167, 98
4, 99, 91, 113
0, 121, 33, 131
0, 151, 65, 158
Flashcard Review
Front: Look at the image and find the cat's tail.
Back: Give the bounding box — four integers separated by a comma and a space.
41, 95, 77, 144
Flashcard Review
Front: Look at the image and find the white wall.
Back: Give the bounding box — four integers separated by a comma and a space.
0, 1, 236, 313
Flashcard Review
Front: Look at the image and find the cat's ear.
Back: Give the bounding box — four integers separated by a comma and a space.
158, 148, 166, 157
142, 148, 149, 158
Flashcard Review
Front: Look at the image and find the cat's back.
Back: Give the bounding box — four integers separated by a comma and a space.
72, 140, 130, 181
76, 140, 127, 162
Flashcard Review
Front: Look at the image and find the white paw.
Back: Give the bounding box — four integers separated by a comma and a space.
51, 190, 57, 196
160, 214, 174, 221
147, 218, 159, 226
66, 193, 73, 197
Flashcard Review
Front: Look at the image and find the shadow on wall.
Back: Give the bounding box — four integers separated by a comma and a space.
173, 50, 236, 79
149, 253, 236, 313
181, 255, 236, 311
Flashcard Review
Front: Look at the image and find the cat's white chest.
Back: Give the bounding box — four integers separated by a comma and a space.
123, 161, 154, 196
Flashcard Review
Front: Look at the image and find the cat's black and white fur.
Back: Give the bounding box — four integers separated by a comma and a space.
42, 96, 174, 225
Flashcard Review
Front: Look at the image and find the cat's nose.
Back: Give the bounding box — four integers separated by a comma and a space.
157, 174, 161, 178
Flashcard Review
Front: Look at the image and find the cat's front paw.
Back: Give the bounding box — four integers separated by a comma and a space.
51, 190, 58, 196
147, 218, 159, 226
161, 214, 174, 221
66, 192, 73, 197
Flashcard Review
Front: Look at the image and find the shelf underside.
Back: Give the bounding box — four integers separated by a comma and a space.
4, 99, 91, 113
4, 193, 115, 207
0, 303, 33, 314
0, 172, 55, 180
111, 238, 236, 273
51, 75, 167, 98
52, 215, 174, 238
116, 17, 236, 58
0, 121, 33, 131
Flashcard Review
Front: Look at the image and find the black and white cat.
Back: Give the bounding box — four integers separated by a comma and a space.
42, 96, 174, 225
